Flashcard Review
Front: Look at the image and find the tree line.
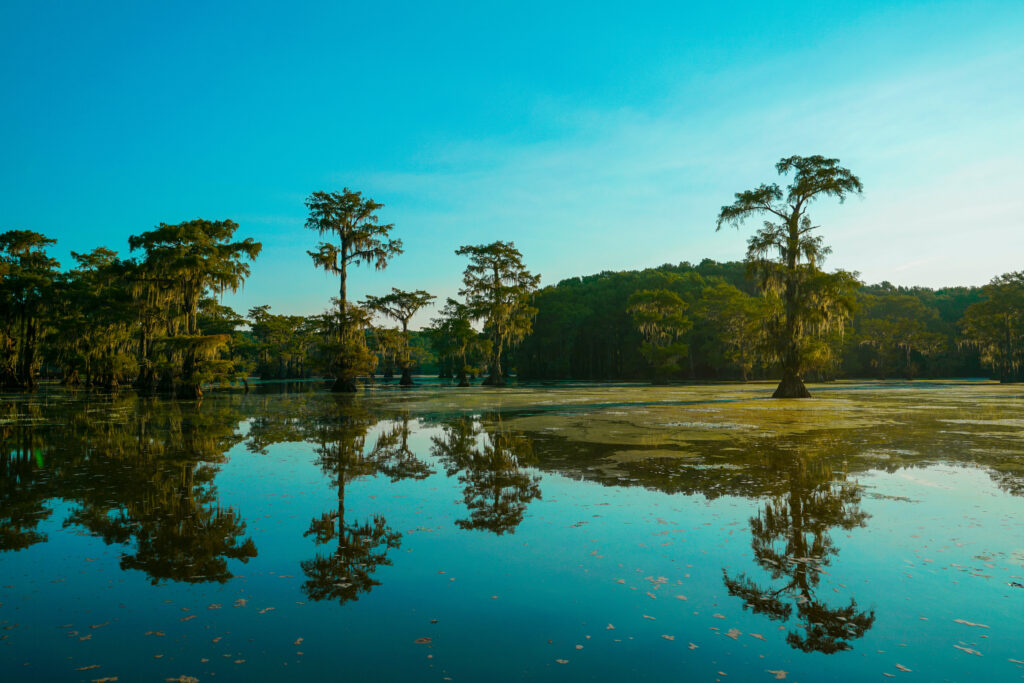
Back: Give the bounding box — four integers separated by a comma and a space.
3, 156, 1021, 397
0, 189, 541, 395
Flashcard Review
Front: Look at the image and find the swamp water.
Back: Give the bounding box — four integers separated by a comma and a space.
1, 381, 1022, 681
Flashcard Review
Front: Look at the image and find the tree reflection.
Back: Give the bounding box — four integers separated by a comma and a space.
431, 415, 541, 535
299, 405, 431, 604
723, 453, 875, 654
0, 401, 52, 551
0, 394, 256, 582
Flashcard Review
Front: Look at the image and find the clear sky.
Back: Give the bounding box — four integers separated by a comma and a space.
2, 0, 1022, 327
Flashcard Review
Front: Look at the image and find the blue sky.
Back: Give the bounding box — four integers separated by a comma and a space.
2, 0, 1022, 327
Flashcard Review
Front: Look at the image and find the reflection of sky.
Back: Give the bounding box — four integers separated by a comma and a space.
2, 1, 1022, 326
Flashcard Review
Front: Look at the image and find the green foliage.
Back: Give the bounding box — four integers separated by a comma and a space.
427, 298, 490, 385
304, 189, 403, 391
313, 302, 378, 391
0, 174, 1002, 394
693, 281, 769, 381
456, 241, 540, 385
247, 305, 318, 380
128, 219, 262, 396
960, 272, 1024, 382
363, 288, 436, 385
717, 155, 863, 397
627, 288, 691, 383
0, 230, 60, 388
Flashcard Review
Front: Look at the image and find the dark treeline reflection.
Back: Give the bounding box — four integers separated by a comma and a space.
721, 453, 875, 654
3, 389, 1022, 619
429, 415, 542, 535
524, 425, 1024, 654
0, 394, 256, 582
245, 399, 434, 605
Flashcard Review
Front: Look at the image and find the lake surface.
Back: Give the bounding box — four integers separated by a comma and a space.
1, 381, 1023, 681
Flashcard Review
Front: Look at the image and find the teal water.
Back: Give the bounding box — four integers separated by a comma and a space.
1, 383, 1022, 681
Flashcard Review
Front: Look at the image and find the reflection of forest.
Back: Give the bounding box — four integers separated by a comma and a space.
429, 415, 542, 535
3, 388, 1024, 615
0, 394, 255, 582
246, 397, 434, 605
519, 422, 1024, 654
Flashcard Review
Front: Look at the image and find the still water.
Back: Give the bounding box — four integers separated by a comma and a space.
1, 381, 1022, 681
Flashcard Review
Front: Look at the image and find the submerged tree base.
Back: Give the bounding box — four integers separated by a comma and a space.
481, 374, 506, 387
331, 377, 359, 393
773, 374, 811, 399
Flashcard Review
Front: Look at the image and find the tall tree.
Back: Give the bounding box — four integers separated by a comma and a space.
717, 155, 863, 398
363, 288, 436, 385
0, 230, 60, 389
456, 241, 540, 386
627, 289, 691, 384
305, 189, 403, 391
129, 219, 261, 397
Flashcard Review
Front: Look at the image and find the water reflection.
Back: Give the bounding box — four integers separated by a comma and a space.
722, 452, 875, 654
0, 395, 256, 582
301, 406, 432, 604
3, 386, 1023, 630
430, 415, 542, 535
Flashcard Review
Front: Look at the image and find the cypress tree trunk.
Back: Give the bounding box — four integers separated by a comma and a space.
773, 368, 811, 398
483, 342, 505, 386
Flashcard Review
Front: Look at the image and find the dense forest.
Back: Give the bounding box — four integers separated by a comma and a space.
2, 157, 1022, 395
516, 259, 993, 382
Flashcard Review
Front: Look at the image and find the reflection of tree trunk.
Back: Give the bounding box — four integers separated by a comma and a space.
336, 478, 346, 553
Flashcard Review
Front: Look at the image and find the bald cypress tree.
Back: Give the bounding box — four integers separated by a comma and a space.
305, 189, 403, 392
456, 241, 539, 386
129, 219, 261, 397
363, 288, 435, 386
717, 156, 862, 398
